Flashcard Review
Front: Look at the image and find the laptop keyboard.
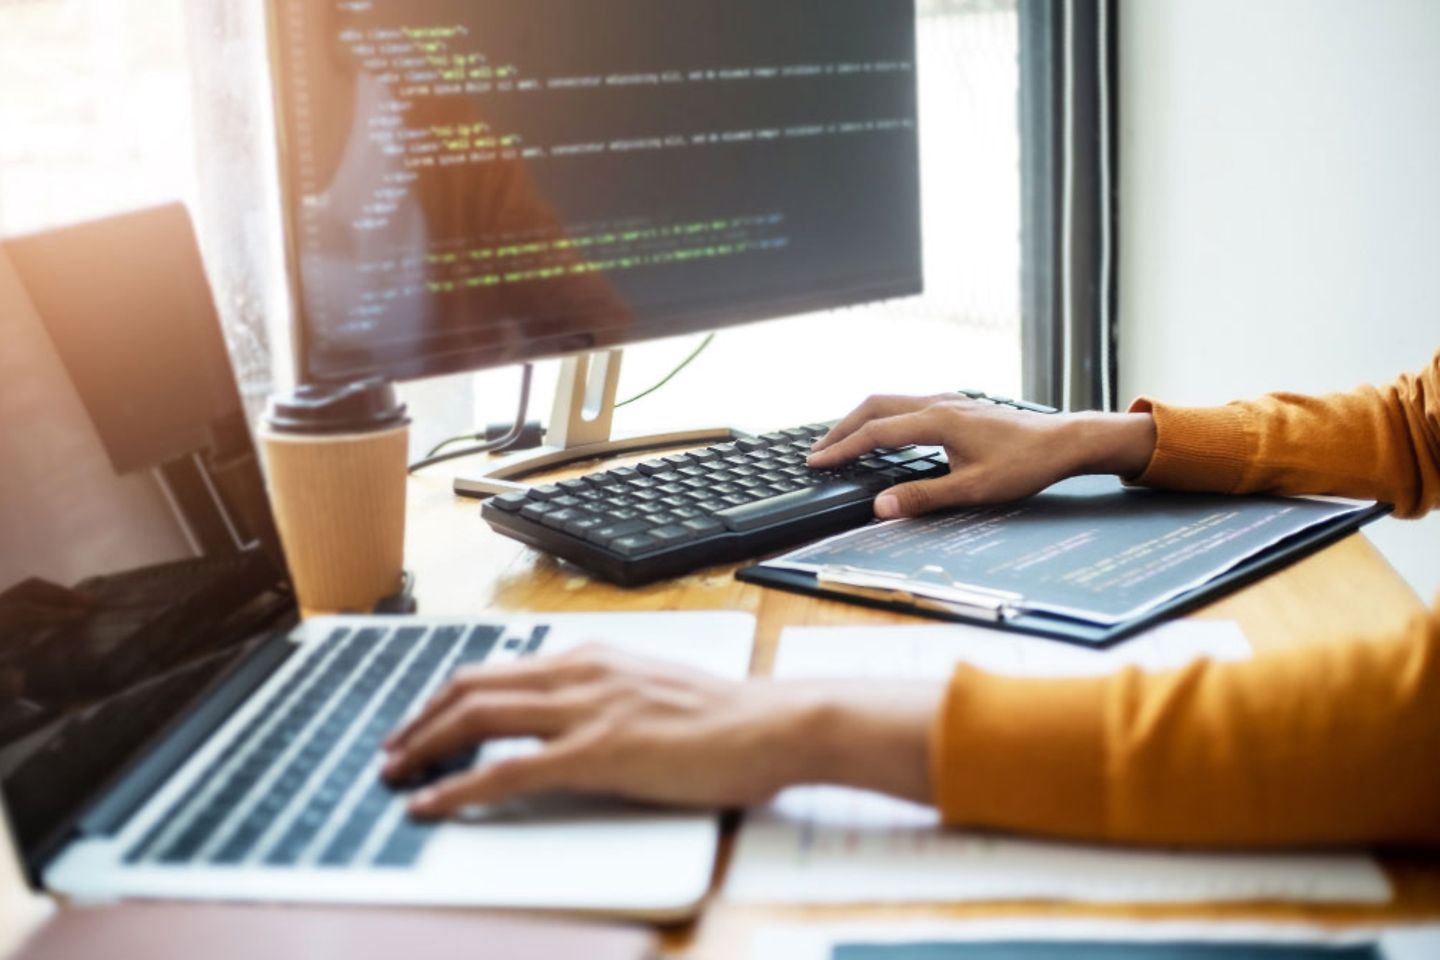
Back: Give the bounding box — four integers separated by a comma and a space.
124, 620, 547, 870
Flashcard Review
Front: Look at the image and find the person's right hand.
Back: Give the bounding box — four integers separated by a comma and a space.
806, 394, 1156, 519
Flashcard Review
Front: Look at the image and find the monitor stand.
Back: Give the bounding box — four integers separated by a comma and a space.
452, 349, 741, 498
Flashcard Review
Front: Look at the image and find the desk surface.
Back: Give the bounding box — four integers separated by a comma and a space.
405, 467, 1440, 957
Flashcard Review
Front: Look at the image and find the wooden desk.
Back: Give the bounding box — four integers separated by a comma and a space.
406, 469, 1440, 957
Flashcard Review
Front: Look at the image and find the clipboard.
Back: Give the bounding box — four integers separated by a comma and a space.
737, 494, 1391, 647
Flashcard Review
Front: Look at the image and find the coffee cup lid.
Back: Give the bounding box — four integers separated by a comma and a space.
265, 378, 409, 435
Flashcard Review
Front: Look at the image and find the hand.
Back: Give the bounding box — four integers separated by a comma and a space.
381, 645, 942, 818
807, 394, 1156, 518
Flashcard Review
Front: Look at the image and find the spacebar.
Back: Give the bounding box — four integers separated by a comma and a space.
716, 481, 874, 532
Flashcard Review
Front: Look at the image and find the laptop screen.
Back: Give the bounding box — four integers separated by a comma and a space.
0, 206, 294, 878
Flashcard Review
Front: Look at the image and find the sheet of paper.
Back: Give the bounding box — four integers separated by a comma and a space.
751, 919, 1440, 960
725, 621, 1391, 905
766, 476, 1372, 625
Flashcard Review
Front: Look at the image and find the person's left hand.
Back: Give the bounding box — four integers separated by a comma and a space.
381, 644, 941, 818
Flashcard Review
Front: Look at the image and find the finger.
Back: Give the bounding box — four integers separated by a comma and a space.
408, 739, 590, 817
806, 410, 947, 467
810, 395, 934, 453
383, 691, 577, 783
385, 656, 586, 750
872, 470, 986, 519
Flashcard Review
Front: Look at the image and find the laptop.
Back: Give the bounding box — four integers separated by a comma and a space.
0, 207, 754, 919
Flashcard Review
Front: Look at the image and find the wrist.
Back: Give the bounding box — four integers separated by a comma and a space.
1063, 412, 1157, 479
784, 680, 941, 805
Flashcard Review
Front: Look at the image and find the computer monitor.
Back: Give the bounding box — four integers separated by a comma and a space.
265, 0, 922, 482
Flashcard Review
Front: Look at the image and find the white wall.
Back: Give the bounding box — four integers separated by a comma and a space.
1119, 0, 1440, 603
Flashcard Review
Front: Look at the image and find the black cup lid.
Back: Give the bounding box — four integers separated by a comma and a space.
265, 378, 409, 435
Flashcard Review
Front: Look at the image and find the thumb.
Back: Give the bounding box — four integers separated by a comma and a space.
873, 473, 978, 519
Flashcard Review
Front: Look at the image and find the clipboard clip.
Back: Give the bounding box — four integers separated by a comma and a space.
815, 564, 1025, 623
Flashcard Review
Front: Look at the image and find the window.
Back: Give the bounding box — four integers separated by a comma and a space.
0, 0, 280, 421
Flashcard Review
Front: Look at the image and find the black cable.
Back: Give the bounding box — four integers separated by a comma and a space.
614, 332, 716, 409
407, 363, 534, 473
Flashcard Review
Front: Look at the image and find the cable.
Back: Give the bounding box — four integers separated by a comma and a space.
614, 332, 716, 410
407, 363, 534, 473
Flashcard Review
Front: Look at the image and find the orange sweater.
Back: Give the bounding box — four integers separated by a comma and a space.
931, 350, 1440, 847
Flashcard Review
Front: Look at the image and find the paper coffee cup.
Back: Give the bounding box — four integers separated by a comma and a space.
260, 380, 410, 613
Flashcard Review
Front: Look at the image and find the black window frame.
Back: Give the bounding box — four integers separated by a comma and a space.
1020, 0, 1118, 411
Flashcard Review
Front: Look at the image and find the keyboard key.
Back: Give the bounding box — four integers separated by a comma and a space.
1013, 399, 1060, 414
520, 502, 555, 522
563, 515, 604, 536
735, 437, 766, 452
636, 459, 668, 476
539, 508, 582, 529
529, 483, 565, 501
587, 519, 650, 544
648, 524, 695, 545
716, 480, 873, 532
557, 478, 589, 493
663, 452, 696, 466
880, 448, 931, 465
681, 517, 724, 535
523, 626, 550, 656
610, 534, 659, 556
490, 492, 530, 513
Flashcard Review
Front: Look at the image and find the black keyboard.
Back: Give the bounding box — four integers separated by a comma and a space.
124, 620, 548, 871
481, 392, 1058, 585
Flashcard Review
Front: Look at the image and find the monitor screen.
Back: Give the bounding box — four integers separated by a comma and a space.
268, 0, 922, 384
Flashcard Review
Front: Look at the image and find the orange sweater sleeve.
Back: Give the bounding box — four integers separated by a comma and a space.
932, 608, 1440, 847
1129, 349, 1440, 517
930, 350, 1440, 846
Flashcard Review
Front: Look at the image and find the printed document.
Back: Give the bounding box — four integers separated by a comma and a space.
725, 622, 1390, 904
767, 476, 1371, 625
